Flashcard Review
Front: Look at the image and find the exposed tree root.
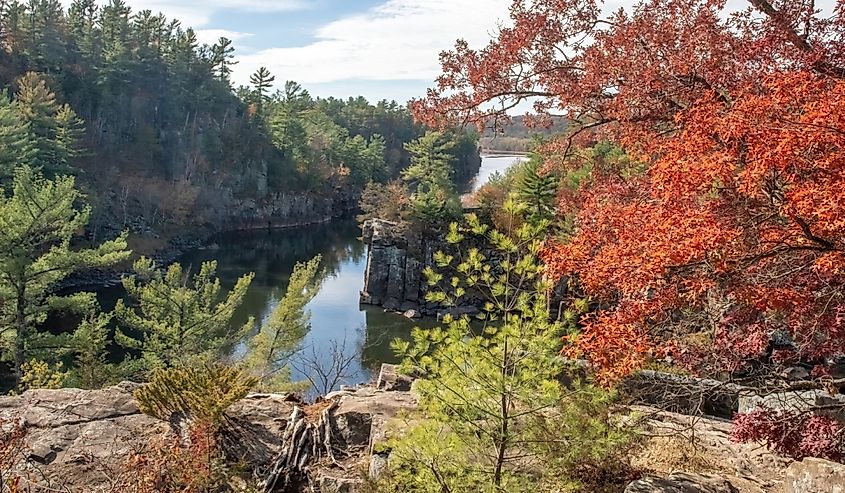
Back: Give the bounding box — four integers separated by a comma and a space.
263, 400, 342, 492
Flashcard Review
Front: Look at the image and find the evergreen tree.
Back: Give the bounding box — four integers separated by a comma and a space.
22, 0, 66, 72
402, 131, 461, 226
68, 312, 115, 389
210, 36, 236, 85
0, 93, 34, 178
249, 66, 275, 115
98, 0, 132, 87
114, 258, 254, 372
246, 255, 322, 390
14, 72, 79, 175
515, 156, 558, 223
391, 207, 562, 489
401, 130, 454, 190
0, 165, 129, 385
384, 208, 630, 491
67, 0, 99, 62
54, 103, 84, 170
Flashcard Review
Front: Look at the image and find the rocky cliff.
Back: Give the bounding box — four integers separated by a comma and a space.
359, 219, 481, 318
2, 366, 844, 492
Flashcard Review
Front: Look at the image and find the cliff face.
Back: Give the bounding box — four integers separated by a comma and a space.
222, 189, 357, 231
359, 219, 474, 318
360, 219, 428, 311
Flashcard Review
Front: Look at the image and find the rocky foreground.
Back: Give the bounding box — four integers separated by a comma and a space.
0, 365, 843, 492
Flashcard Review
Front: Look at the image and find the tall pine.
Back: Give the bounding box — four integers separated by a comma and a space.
0, 93, 34, 178
0, 166, 129, 386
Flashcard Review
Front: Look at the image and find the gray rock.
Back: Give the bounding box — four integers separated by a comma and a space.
399, 301, 419, 312
376, 363, 414, 392
785, 458, 845, 493
620, 370, 744, 419
625, 473, 738, 493
332, 410, 372, 449
316, 472, 362, 492
738, 390, 845, 422
780, 366, 811, 381
383, 298, 401, 311
368, 453, 389, 480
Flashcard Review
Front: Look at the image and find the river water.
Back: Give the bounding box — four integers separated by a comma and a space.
93, 154, 528, 388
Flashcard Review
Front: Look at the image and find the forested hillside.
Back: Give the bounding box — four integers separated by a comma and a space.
0, 0, 479, 247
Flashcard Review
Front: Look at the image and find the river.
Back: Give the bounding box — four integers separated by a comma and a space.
90, 154, 527, 389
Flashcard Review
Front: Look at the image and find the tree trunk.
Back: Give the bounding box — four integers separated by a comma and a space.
13, 286, 26, 387
263, 401, 341, 492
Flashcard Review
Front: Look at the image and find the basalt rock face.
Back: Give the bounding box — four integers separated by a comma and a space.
359, 219, 484, 317
360, 219, 434, 314
224, 189, 357, 231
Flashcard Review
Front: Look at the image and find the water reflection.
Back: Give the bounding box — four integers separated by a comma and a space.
469, 154, 529, 192
179, 220, 425, 385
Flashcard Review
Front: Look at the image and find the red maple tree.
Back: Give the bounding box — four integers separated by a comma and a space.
413, 0, 845, 387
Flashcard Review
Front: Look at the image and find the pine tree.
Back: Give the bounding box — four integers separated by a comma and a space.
114, 258, 254, 372
68, 312, 115, 389
98, 0, 132, 86
401, 131, 454, 190
22, 0, 67, 72
515, 156, 557, 223
210, 36, 237, 85
54, 103, 84, 171
0, 93, 34, 179
0, 165, 129, 385
246, 255, 322, 390
67, 0, 99, 62
401, 131, 461, 226
14, 72, 82, 175
249, 66, 275, 115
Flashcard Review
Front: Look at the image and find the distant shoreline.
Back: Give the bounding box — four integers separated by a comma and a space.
479, 149, 530, 157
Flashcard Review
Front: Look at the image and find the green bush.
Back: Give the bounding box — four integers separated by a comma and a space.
134, 364, 257, 427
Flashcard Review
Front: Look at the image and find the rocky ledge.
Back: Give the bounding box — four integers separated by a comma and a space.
1, 365, 844, 492
359, 219, 485, 319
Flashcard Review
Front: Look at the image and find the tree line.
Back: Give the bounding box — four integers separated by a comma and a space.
0, 0, 479, 240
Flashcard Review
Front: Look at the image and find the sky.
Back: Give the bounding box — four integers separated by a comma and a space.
80, 0, 838, 105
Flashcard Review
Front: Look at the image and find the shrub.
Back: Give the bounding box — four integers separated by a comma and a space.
134, 364, 257, 428
731, 408, 844, 461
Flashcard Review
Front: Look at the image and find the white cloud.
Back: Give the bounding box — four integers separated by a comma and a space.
232, 0, 513, 87
62, 0, 311, 30
194, 29, 254, 47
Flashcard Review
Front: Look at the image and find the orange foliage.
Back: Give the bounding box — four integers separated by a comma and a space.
415, 0, 845, 382
114, 421, 229, 493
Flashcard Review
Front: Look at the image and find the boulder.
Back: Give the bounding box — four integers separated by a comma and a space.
376, 363, 414, 392
785, 458, 845, 493
738, 390, 845, 422
625, 473, 738, 493
314, 472, 362, 492
620, 370, 743, 419
383, 298, 401, 312
368, 453, 389, 480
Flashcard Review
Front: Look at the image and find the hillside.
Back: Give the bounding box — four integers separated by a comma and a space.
479, 115, 568, 153
0, 0, 479, 252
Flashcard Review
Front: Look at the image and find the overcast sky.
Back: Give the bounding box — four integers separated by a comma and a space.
84, 0, 837, 104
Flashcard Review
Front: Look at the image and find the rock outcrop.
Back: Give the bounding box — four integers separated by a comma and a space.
784, 458, 845, 493
2, 364, 839, 493
625, 472, 739, 493
0, 370, 417, 493
359, 219, 433, 313
359, 219, 487, 317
